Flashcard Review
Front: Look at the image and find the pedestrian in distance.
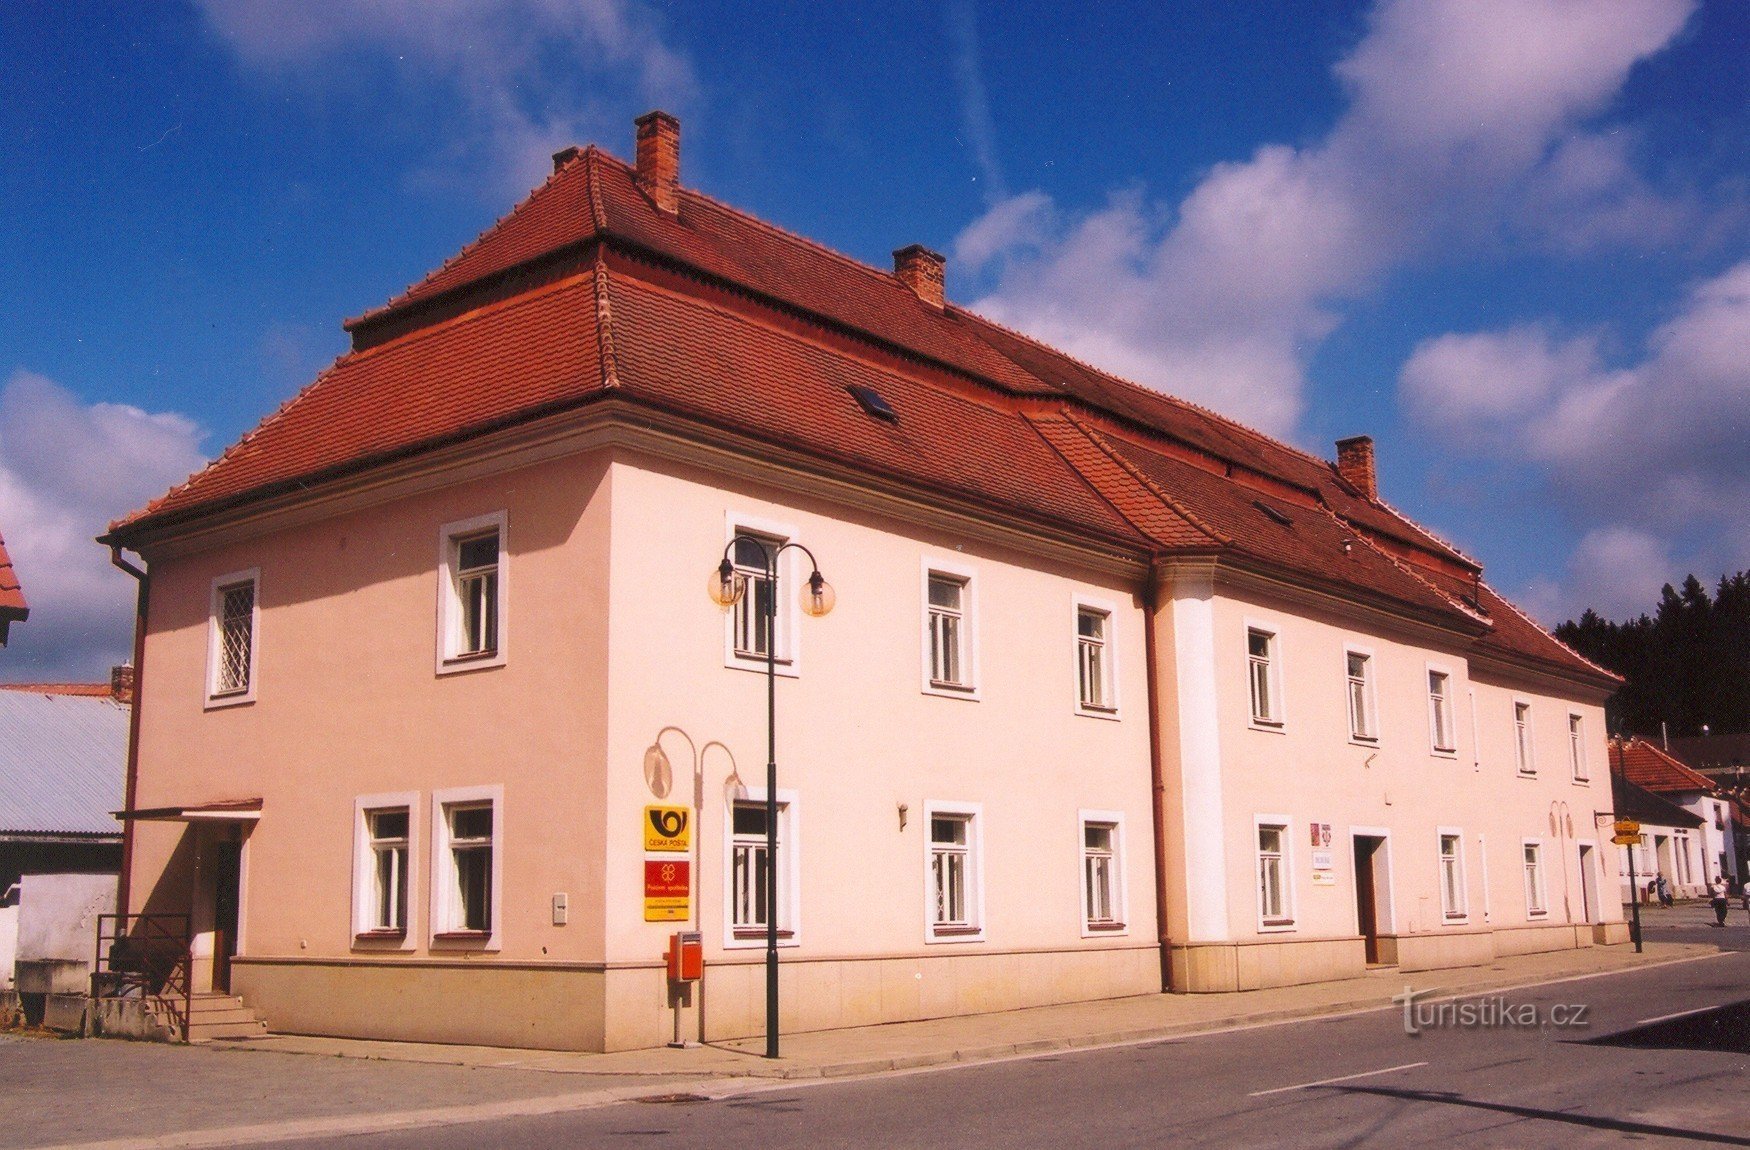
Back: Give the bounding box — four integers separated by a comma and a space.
1709, 876, 1729, 927
1657, 874, 1673, 907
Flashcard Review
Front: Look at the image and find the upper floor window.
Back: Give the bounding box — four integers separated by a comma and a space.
437, 512, 507, 674
921, 560, 978, 698
1514, 701, 1535, 774
1427, 669, 1456, 753
1076, 603, 1117, 714
722, 515, 803, 677
926, 802, 983, 940
1247, 628, 1282, 726
206, 569, 260, 707
1568, 713, 1588, 781
1346, 650, 1377, 741
731, 533, 780, 660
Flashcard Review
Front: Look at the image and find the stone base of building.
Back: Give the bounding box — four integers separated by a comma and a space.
234, 943, 1162, 1053
1169, 921, 1625, 992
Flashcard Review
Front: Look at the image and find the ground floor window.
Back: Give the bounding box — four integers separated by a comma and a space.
927, 802, 983, 940
1256, 819, 1293, 928
723, 788, 798, 947
1522, 841, 1547, 917
1438, 831, 1468, 921
352, 792, 417, 943
431, 786, 501, 944
1081, 813, 1125, 933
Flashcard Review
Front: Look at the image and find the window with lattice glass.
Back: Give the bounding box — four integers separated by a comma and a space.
930, 813, 975, 932
218, 582, 254, 693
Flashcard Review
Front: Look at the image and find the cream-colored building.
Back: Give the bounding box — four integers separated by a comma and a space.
103, 113, 1626, 1052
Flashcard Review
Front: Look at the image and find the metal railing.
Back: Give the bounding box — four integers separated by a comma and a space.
92, 914, 192, 1042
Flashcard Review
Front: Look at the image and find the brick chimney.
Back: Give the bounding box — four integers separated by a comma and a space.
893, 244, 946, 308
551, 145, 581, 174
634, 110, 680, 214
110, 663, 135, 705
1335, 435, 1378, 501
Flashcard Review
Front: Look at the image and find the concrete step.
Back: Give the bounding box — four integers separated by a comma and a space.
187, 1018, 269, 1042
188, 994, 248, 1015
183, 992, 268, 1042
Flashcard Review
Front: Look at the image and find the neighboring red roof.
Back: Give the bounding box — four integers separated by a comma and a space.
106, 121, 1612, 690
1612, 737, 1719, 795
0, 529, 27, 644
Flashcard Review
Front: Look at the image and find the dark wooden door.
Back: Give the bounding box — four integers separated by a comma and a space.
1353, 837, 1379, 964
212, 839, 241, 993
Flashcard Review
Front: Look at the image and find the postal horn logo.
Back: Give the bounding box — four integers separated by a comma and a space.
650, 808, 688, 839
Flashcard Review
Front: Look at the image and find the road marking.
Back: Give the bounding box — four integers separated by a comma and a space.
1248, 1061, 1428, 1097
1632, 1004, 1719, 1027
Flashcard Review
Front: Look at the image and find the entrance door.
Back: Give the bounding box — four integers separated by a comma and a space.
211, 839, 242, 994
1354, 836, 1385, 964
1577, 844, 1598, 924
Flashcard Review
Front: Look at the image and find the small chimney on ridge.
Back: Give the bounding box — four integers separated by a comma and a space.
551, 145, 581, 173
110, 663, 135, 706
1335, 435, 1378, 501
634, 110, 680, 214
893, 244, 946, 309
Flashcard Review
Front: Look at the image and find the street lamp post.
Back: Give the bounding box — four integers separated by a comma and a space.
709, 536, 834, 1059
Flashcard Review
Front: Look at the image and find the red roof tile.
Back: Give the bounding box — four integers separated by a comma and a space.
0, 530, 26, 644
1612, 737, 1719, 795
107, 123, 1605, 688
0, 682, 112, 697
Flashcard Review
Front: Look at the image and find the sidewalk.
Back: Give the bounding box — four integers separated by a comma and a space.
222, 937, 1720, 1080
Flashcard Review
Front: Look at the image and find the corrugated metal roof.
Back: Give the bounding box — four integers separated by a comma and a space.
0, 688, 127, 838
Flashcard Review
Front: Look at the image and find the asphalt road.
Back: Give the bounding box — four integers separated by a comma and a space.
271, 935, 1750, 1148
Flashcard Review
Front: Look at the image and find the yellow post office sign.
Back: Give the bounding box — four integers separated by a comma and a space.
644, 805, 692, 852
1611, 818, 1642, 846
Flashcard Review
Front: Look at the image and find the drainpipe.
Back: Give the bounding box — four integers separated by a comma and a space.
109, 546, 148, 916
1142, 558, 1173, 990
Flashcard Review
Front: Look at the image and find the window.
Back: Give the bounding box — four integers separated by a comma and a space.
921, 560, 978, 697
430, 786, 501, 945
1346, 649, 1377, 741
1427, 669, 1455, 753
1247, 628, 1282, 726
1522, 842, 1547, 916
1439, 832, 1468, 921
353, 793, 416, 944
925, 802, 983, 940
724, 790, 798, 947
1256, 819, 1293, 928
1568, 713, 1587, 781
1081, 813, 1126, 933
1513, 701, 1535, 774
437, 512, 507, 673
206, 569, 260, 706
723, 515, 802, 677
1076, 603, 1117, 714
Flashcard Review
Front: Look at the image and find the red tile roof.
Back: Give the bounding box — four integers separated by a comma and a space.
107, 123, 1612, 689
0, 529, 26, 644
0, 683, 113, 697
1612, 737, 1719, 795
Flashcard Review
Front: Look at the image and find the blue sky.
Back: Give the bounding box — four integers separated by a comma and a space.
2, 0, 1747, 679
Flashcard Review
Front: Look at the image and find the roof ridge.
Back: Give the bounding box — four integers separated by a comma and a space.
584, 145, 608, 233
1062, 411, 1231, 546
1335, 510, 1490, 627
1619, 735, 1719, 792
593, 252, 621, 390
1370, 492, 1483, 569
1479, 577, 1621, 682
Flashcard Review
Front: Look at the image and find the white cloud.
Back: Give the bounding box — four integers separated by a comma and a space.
0, 371, 208, 680
946, 1, 1007, 204
195, 0, 696, 196
955, 0, 1695, 436
1401, 260, 1750, 618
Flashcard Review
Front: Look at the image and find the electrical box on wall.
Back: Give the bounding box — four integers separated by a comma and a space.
551, 893, 568, 926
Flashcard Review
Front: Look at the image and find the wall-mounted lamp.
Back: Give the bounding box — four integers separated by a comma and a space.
897, 802, 909, 831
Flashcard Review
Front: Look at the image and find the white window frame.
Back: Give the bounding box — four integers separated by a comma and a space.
429, 785, 503, 949
1568, 712, 1588, 782
1521, 838, 1548, 917
1437, 827, 1469, 923
1254, 814, 1296, 931
721, 786, 800, 950
1344, 643, 1378, 744
1073, 595, 1120, 718
1513, 699, 1536, 775
920, 557, 979, 700
435, 511, 508, 675
1426, 664, 1457, 756
924, 800, 985, 942
1244, 620, 1285, 730
205, 568, 261, 708
1079, 810, 1127, 936
724, 512, 801, 679
352, 792, 419, 948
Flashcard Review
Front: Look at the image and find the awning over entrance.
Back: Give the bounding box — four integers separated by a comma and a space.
113, 798, 263, 822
